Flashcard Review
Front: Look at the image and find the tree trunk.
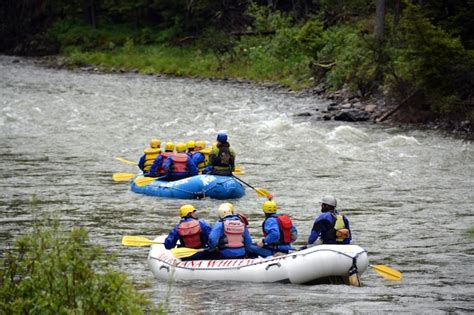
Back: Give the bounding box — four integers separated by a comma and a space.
375, 0, 385, 42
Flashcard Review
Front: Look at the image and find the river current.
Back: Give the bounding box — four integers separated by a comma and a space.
0, 55, 473, 313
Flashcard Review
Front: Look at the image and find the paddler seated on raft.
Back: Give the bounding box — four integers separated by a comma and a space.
162, 142, 198, 181
164, 204, 212, 261
303, 195, 351, 248
148, 141, 175, 177
207, 203, 253, 259
249, 200, 298, 258
203, 133, 235, 176
138, 139, 161, 176
188, 140, 208, 174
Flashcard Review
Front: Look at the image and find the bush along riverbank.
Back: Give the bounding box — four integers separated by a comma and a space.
3, 2, 473, 136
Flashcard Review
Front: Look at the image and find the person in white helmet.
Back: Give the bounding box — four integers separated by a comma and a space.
307, 195, 351, 245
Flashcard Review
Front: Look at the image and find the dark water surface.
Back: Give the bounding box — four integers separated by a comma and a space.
1, 56, 473, 313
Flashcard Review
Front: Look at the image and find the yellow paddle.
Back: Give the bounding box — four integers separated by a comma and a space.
115, 157, 137, 166
232, 175, 272, 199
121, 236, 163, 246
170, 247, 205, 259
135, 176, 163, 187
122, 236, 204, 259
370, 264, 402, 281
112, 173, 137, 182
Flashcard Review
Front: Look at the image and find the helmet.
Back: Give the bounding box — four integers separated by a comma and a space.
320, 195, 337, 207
150, 139, 161, 148
262, 200, 278, 214
164, 142, 174, 151
179, 204, 196, 217
187, 140, 195, 150
217, 133, 228, 143
176, 142, 187, 153
217, 203, 234, 218
195, 140, 206, 150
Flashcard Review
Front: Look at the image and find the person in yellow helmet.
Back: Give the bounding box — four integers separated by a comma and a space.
248, 200, 298, 258
162, 142, 198, 181
190, 140, 208, 173
164, 204, 212, 260
149, 141, 174, 177
138, 139, 161, 175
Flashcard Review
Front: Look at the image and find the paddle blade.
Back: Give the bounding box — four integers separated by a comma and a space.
122, 236, 163, 247
135, 177, 158, 187
232, 170, 245, 175
170, 247, 205, 259
115, 157, 137, 166
255, 187, 272, 199
371, 264, 402, 281
112, 173, 136, 182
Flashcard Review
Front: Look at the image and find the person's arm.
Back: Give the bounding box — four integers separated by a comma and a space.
138, 155, 145, 171
149, 155, 162, 177
207, 223, 222, 250
243, 228, 253, 250
344, 216, 352, 244
200, 220, 212, 245
262, 218, 280, 246
188, 158, 198, 176
164, 225, 179, 249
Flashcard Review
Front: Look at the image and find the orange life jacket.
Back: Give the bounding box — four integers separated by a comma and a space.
171, 153, 189, 173
263, 214, 295, 245
177, 219, 202, 248
223, 220, 244, 248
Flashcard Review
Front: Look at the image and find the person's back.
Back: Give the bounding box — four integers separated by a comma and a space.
208, 203, 252, 259
149, 141, 174, 177
307, 195, 351, 245
208, 133, 235, 176
249, 200, 297, 258
163, 142, 198, 181
192, 140, 208, 173
138, 139, 161, 175
165, 204, 211, 260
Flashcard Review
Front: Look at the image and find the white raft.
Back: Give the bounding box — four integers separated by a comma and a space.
148, 236, 369, 284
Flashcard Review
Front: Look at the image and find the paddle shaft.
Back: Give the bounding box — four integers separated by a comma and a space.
232, 174, 258, 191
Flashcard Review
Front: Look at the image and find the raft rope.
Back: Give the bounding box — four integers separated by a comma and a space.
155, 176, 235, 199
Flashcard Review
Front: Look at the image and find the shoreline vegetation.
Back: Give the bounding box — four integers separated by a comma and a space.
1, 1, 473, 137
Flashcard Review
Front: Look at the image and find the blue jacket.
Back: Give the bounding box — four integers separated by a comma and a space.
308, 211, 351, 245
149, 154, 165, 177
162, 155, 198, 179
164, 217, 212, 250
261, 214, 297, 252
208, 216, 252, 258
138, 155, 146, 172
191, 152, 205, 168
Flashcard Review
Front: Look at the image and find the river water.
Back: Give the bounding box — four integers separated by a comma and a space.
1, 55, 473, 313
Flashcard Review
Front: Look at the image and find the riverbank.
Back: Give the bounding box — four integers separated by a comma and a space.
22, 55, 473, 139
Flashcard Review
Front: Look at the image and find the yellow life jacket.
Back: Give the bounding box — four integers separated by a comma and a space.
197, 148, 211, 173
334, 214, 349, 242
143, 148, 161, 172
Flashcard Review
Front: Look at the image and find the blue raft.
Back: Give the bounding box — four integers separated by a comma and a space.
130, 175, 245, 200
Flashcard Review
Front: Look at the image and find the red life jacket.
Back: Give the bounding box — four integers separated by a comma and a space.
171, 153, 189, 173
157, 151, 173, 176
263, 215, 295, 245
177, 219, 202, 248
223, 220, 244, 248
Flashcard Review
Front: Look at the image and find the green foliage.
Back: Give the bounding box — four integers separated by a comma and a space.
468, 226, 474, 236
0, 219, 151, 314
295, 20, 326, 57
385, 3, 473, 118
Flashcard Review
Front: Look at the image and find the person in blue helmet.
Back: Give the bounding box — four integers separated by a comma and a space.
162, 142, 198, 181
204, 133, 236, 176
165, 204, 212, 260
249, 200, 298, 258
208, 203, 253, 259
307, 195, 351, 245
